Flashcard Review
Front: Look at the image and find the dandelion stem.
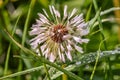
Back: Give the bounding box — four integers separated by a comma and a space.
62, 64, 68, 80
38, 44, 51, 80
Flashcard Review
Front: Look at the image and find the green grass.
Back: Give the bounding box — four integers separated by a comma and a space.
0, 0, 120, 80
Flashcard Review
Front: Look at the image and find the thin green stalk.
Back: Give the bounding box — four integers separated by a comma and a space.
18, 0, 36, 80
43, 64, 51, 80
100, 7, 120, 16
1, 9, 12, 33
62, 64, 68, 80
1, 66, 44, 80
19, 0, 36, 68
22, 1, 35, 46
92, 0, 113, 80
85, 4, 92, 21
4, 15, 21, 75
89, 7, 120, 30
38, 44, 51, 80
90, 39, 106, 80
93, 0, 107, 49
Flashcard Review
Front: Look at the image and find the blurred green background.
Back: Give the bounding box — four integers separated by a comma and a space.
0, 0, 120, 80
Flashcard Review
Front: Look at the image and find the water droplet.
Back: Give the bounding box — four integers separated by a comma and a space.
76, 61, 81, 65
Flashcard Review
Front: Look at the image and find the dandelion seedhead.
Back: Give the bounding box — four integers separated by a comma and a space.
29, 5, 89, 62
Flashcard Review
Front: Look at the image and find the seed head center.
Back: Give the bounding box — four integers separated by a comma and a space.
51, 25, 68, 43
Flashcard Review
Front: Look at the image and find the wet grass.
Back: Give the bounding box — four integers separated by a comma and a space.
0, 0, 120, 80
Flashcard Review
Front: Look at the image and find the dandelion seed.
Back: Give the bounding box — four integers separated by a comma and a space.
29, 5, 89, 62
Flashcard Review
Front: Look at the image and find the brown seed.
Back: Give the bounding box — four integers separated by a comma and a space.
51, 25, 68, 43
